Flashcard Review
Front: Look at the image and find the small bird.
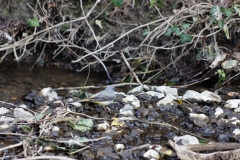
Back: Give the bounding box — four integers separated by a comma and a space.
73, 86, 116, 106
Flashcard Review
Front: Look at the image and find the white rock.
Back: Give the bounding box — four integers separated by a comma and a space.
174, 135, 199, 145
122, 95, 140, 109
149, 145, 162, 152
70, 102, 82, 107
200, 91, 222, 103
119, 104, 134, 116
0, 107, 9, 115
145, 91, 165, 99
157, 93, 176, 106
51, 126, 60, 137
233, 128, 240, 135
143, 149, 160, 159
114, 144, 125, 152
14, 108, 34, 122
183, 90, 221, 103
19, 104, 28, 108
0, 116, 14, 123
229, 117, 240, 125
0, 124, 10, 130
183, 90, 201, 100
40, 87, 59, 101
234, 108, 240, 112
152, 86, 178, 96
225, 99, 240, 109
128, 85, 150, 93
96, 121, 110, 131
117, 92, 127, 96
189, 113, 209, 127
215, 107, 223, 117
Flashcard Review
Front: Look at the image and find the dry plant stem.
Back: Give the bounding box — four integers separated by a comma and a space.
0, 133, 37, 138
85, 53, 113, 83
83, 65, 91, 87
0, 1, 100, 60
80, 0, 100, 49
174, 77, 211, 88
120, 51, 142, 85
169, 140, 240, 160
66, 110, 105, 120
71, 17, 167, 63
176, 142, 240, 152
70, 145, 90, 154
119, 144, 150, 156
0, 141, 23, 152
31, 43, 46, 70
133, 117, 212, 142
142, 49, 156, 79
221, 71, 240, 86
15, 156, 77, 160
0, 101, 36, 114
54, 82, 140, 91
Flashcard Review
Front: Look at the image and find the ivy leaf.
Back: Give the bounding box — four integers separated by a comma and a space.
234, 4, 240, 16
182, 22, 190, 30
179, 33, 193, 44
95, 19, 103, 29
165, 28, 173, 36
26, 18, 39, 27
150, 0, 157, 7
222, 60, 238, 69
210, 6, 222, 20
72, 119, 94, 132
223, 24, 230, 39
171, 25, 180, 34
210, 6, 219, 16
110, 0, 124, 7
223, 8, 233, 17
143, 28, 150, 36
60, 24, 70, 32
218, 20, 224, 30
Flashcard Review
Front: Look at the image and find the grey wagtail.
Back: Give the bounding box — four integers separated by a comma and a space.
73, 86, 116, 106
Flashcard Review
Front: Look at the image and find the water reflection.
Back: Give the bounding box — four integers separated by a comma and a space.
0, 63, 107, 101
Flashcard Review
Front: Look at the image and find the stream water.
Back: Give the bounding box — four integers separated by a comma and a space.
0, 62, 108, 102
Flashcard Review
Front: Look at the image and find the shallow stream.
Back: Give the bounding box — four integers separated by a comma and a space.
0, 63, 108, 101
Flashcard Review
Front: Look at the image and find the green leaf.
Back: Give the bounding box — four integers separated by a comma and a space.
223, 24, 230, 39
110, 0, 124, 7
35, 113, 46, 120
166, 26, 180, 36
26, 18, 39, 27
210, 6, 219, 16
234, 4, 240, 16
165, 28, 173, 36
210, 6, 222, 20
123, 75, 131, 83
218, 20, 224, 30
199, 139, 208, 144
217, 69, 226, 83
95, 20, 103, 29
166, 81, 176, 86
182, 22, 190, 30
73, 91, 85, 99
150, 0, 157, 6
72, 119, 94, 132
171, 25, 180, 34
60, 24, 70, 32
222, 60, 238, 69
21, 125, 32, 131
224, 8, 233, 17
152, 73, 162, 80
143, 28, 150, 36
179, 33, 193, 44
